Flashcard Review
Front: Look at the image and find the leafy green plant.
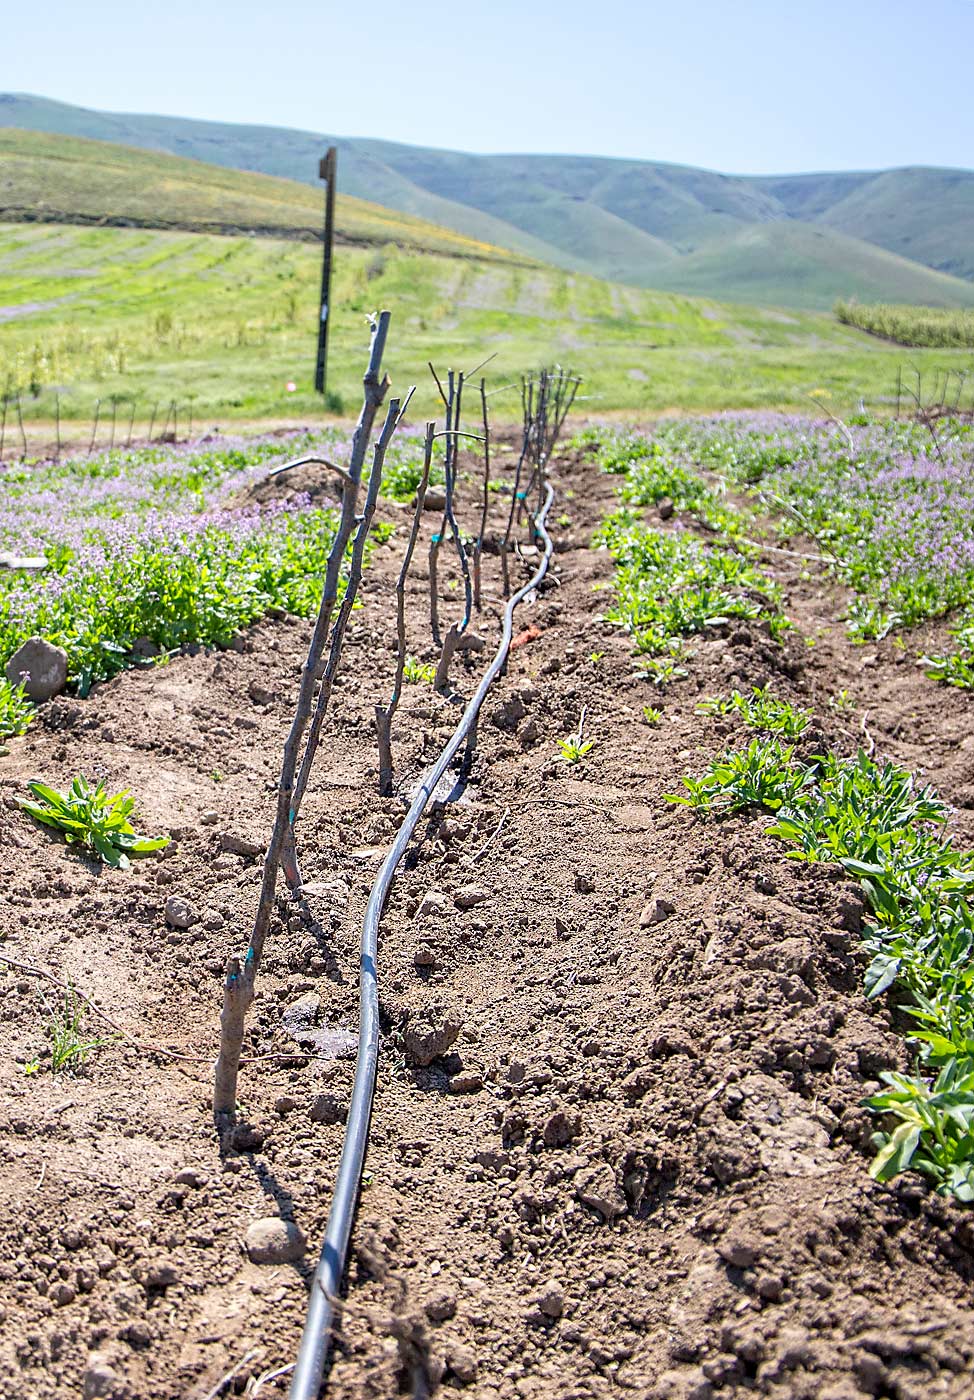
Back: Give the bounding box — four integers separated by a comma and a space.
593, 512, 785, 664
642, 705, 663, 725
26, 988, 116, 1076
0, 677, 33, 741
640, 655, 689, 687
557, 707, 595, 765
672, 738, 974, 1199
403, 655, 436, 684
697, 686, 811, 738
922, 612, 974, 690
20, 776, 170, 868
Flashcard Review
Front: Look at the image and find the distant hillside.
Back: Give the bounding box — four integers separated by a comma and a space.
2, 93, 974, 308
0, 127, 525, 264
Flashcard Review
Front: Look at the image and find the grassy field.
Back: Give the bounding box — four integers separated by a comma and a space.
835, 300, 974, 348
2, 221, 973, 427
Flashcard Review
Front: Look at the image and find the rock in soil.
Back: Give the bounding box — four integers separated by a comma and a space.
5, 636, 68, 701
163, 895, 197, 930
244, 1217, 307, 1265
403, 1014, 461, 1067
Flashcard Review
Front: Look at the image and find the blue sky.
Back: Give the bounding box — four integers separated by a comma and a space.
6, 0, 973, 172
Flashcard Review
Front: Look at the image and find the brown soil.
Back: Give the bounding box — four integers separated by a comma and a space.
2, 439, 973, 1400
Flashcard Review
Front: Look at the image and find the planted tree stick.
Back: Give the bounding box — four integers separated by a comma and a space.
147, 402, 158, 442
54, 394, 61, 461
213, 313, 392, 1121
125, 399, 136, 449
288, 388, 413, 839
375, 420, 435, 795
473, 377, 491, 612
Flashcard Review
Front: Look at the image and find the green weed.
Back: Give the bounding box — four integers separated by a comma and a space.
20, 776, 169, 869
697, 685, 811, 738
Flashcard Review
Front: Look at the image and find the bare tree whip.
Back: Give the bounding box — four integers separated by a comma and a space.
213, 313, 392, 1121
374, 420, 435, 795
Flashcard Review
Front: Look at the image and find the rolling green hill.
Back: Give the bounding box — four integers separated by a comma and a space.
0, 127, 524, 263
2, 92, 973, 308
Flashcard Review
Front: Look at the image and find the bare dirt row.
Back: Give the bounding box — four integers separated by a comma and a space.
2, 441, 973, 1400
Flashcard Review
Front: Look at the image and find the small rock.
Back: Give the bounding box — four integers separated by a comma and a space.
575, 1164, 627, 1221
425, 1287, 457, 1322
244, 1217, 307, 1265
520, 718, 540, 747
83, 1352, 127, 1400
220, 832, 262, 858
543, 1110, 581, 1148
454, 885, 487, 910
145, 1262, 180, 1289
574, 872, 596, 894
52, 1281, 76, 1306
657, 496, 675, 521
404, 1014, 461, 1067
248, 680, 277, 706
59, 1226, 84, 1251
200, 810, 219, 826
650, 897, 676, 923
5, 637, 68, 702
164, 896, 197, 930
119, 1322, 151, 1351
423, 488, 447, 513
448, 1072, 483, 1094
638, 901, 656, 928
447, 1343, 478, 1384
416, 889, 450, 918
174, 1168, 207, 1189
274, 1094, 299, 1116
718, 1233, 760, 1269
309, 1092, 346, 1125
537, 1283, 565, 1319
414, 945, 437, 970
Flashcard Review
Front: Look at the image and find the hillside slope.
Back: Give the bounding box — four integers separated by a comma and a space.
3, 93, 973, 307
0, 127, 527, 264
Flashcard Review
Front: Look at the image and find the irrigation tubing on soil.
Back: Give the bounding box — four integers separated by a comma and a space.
289, 481, 556, 1400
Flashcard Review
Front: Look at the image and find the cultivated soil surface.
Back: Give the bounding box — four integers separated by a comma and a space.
2, 434, 974, 1400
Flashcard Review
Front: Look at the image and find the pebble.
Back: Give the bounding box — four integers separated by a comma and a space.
537, 1283, 565, 1319
454, 885, 488, 910
574, 872, 596, 894
403, 1014, 462, 1067
244, 1217, 307, 1265
174, 1168, 208, 1189
164, 896, 197, 930
657, 496, 675, 520
309, 1092, 346, 1125
416, 889, 450, 918
83, 1352, 126, 1400
200, 810, 219, 826
220, 832, 263, 858
414, 946, 437, 969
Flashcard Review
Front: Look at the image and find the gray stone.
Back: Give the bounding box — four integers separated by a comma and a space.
244, 1217, 306, 1265
422, 488, 447, 512
575, 1164, 627, 1221
83, 1353, 127, 1400
537, 1283, 565, 1319
219, 831, 263, 858
404, 1014, 461, 1067
5, 636, 68, 702
309, 1092, 346, 1125
164, 896, 197, 930
174, 1168, 207, 1189
454, 885, 488, 910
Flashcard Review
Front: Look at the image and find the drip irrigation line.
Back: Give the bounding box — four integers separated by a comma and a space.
289, 481, 555, 1400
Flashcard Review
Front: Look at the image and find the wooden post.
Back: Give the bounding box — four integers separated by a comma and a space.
314, 147, 338, 397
